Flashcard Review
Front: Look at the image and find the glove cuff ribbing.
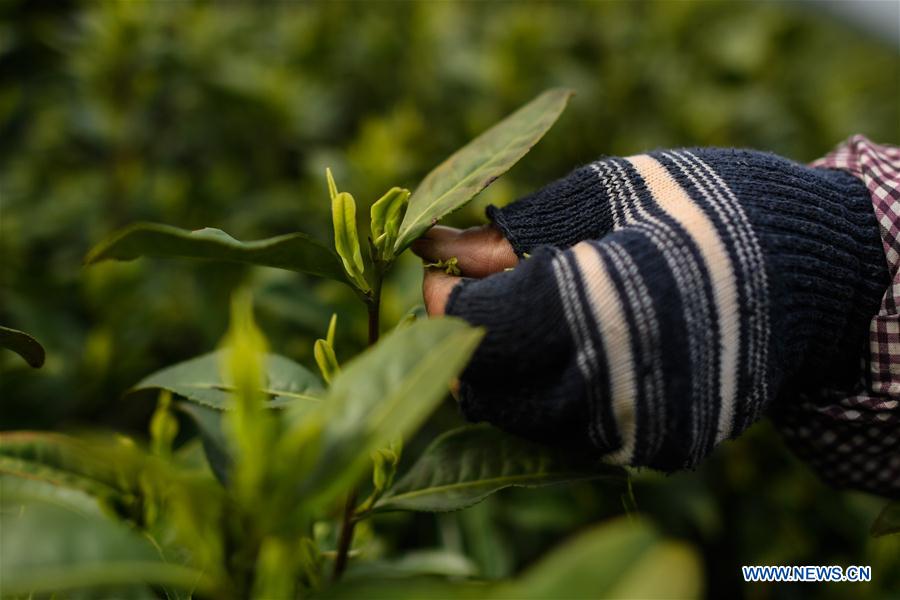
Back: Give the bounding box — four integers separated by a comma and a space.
487, 164, 616, 256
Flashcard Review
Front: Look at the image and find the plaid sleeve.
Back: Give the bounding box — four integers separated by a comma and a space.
774, 135, 900, 499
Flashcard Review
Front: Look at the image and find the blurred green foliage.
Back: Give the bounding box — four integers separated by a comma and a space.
1, 1, 898, 598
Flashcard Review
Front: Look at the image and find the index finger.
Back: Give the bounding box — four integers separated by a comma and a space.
411, 225, 517, 278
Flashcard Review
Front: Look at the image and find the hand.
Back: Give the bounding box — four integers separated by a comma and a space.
411, 225, 517, 316
422, 149, 890, 476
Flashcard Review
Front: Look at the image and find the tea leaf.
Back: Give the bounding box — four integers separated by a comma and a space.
0, 496, 209, 597
423, 257, 461, 276
175, 403, 232, 485
132, 349, 322, 483
315, 314, 340, 384
370, 187, 410, 260
373, 424, 623, 513
871, 501, 900, 537
393, 88, 573, 252
458, 498, 513, 578
253, 537, 299, 600
0, 432, 126, 501
284, 318, 483, 510
326, 167, 339, 201
0, 473, 110, 516
359, 438, 402, 512
221, 291, 274, 503
130, 348, 322, 486
326, 313, 338, 347
319, 576, 490, 599
322, 521, 697, 600
129, 350, 324, 410
492, 518, 702, 599
314, 339, 340, 384
0, 325, 45, 368
150, 391, 179, 458
221, 291, 269, 415
343, 549, 478, 580
331, 191, 370, 292
85, 222, 349, 285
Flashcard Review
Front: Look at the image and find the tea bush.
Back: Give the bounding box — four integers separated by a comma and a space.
2, 1, 898, 598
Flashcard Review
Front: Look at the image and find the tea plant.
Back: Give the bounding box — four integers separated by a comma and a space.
1, 90, 704, 598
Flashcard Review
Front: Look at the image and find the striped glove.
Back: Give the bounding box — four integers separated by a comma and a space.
431, 149, 888, 471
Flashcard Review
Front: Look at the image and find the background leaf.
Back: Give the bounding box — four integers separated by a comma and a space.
344, 549, 478, 580
129, 349, 324, 410
374, 424, 624, 513
316, 576, 491, 600
0, 473, 111, 517
0, 325, 45, 368
0, 432, 126, 501
175, 403, 233, 485
286, 317, 484, 509
321, 518, 701, 600
85, 223, 349, 284
491, 518, 702, 599
0, 496, 209, 597
871, 501, 900, 537
393, 88, 573, 252
129, 350, 323, 484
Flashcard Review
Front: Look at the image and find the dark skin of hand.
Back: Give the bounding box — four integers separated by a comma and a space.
411, 225, 518, 316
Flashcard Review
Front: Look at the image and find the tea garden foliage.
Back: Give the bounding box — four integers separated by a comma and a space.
2, 87, 674, 598
2, 1, 899, 598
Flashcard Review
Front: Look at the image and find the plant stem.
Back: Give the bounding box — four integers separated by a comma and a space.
331, 488, 358, 580
366, 280, 381, 346
332, 272, 383, 581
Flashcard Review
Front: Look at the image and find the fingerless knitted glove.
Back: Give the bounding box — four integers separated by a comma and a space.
446, 149, 889, 471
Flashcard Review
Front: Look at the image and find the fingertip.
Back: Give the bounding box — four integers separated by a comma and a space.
422, 268, 462, 316
411, 226, 463, 259
410, 238, 430, 258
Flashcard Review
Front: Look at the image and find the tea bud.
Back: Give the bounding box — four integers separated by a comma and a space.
330, 183, 370, 292
314, 338, 339, 384
370, 187, 410, 261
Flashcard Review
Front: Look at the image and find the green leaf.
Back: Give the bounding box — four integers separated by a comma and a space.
323, 524, 698, 600
130, 350, 323, 485
0, 473, 110, 517
871, 501, 900, 537
458, 498, 514, 578
129, 349, 324, 410
344, 549, 478, 580
85, 222, 349, 284
314, 339, 340, 384
0, 432, 126, 501
150, 391, 179, 458
0, 325, 45, 368
326, 313, 338, 347
331, 191, 370, 292
492, 518, 702, 599
175, 403, 232, 484
285, 317, 484, 509
317, 576, 491, 600
315, 314, 340, 384
326, 167, 340, 201
0, 497, 209, 597
370, 187, 411, 260
130, 349, 322, 486
393, 88, 573, 252
373, 424, 623, 513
